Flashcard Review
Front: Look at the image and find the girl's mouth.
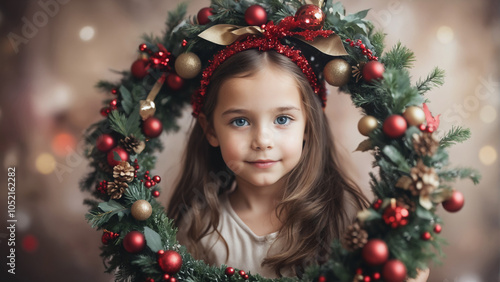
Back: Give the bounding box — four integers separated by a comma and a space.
246, 160, 278, 168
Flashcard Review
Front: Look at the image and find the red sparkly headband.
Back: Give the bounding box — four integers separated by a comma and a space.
191, 15, 348, 117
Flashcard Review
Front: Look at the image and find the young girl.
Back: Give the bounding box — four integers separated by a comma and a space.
167, 49, 369, 278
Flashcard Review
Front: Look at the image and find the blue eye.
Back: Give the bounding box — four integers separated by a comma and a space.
231, 118, 249, 127
275, 116, 290, 125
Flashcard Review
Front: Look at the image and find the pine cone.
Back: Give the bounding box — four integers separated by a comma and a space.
408, 160, 439, 197
413, 132, 439, 156
113, 161, 135, 182
120, 136, 145, 154
342, 222, 368, 251
107, 180, 129, 199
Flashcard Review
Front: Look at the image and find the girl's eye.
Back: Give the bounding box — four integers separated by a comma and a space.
275, 116, 291, 125
231, 118, 249, 127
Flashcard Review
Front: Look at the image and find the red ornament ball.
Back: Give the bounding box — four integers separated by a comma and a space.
442, 190, 464, 212
169, 278, 177, 282
152, 190, 160, 198
96, 134, 115, 152
153, 175, 161, 183
295, 4, 325, 30
318, 275, 327, 282
111, 88, 118, 95
107, 147, 129, 167
421, 231, 431, 241
382, 259, 407, 282
143, 117, 163, 138
145, 181, 152, 188
162, 274, 170, 280
363, 276, 371, 282
225, 267, 235, 276
373, 272, 381, 280
243, 274, 249, 280
362, 239, 389, 266
434, 224, 442, 233
383, 115, 407, 139
131, 58, 149, 79
145, 278, 154, 282
239, 270, 246, 276
167, 74, 185, 91
123, 231, 145, 253
383, 205, 409, 228
362, 61, 385, 83
158, 250, 183, 274
245, 5, 267, 26
197, 7, 214, 25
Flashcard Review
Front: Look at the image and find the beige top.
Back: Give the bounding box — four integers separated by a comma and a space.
177, 187, 295, 278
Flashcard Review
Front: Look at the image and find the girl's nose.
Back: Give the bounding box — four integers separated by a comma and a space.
251, 126, 273, 150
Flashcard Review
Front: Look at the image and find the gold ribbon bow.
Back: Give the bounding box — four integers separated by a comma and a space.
139, 74, 166, 120
198, 24, 348, 57
305, 0, 324, 7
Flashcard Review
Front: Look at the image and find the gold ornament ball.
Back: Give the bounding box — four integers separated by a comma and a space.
131, 200, 153, 221
358, 115, 378, 136
323, 59, 351, 87
175, 52, 201, 79
403, 106, 426, 126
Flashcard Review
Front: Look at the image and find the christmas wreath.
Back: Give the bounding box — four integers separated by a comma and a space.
81, 1, 480, 281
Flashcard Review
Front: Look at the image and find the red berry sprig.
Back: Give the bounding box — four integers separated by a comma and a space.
101, 230, 119, 245
133, 159, 139, 178
96, 180, 108, 194
138, 43, 173, 72
345, 39, 378, 61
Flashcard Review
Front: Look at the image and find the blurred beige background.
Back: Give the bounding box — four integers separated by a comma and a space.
0, 0, 498, 281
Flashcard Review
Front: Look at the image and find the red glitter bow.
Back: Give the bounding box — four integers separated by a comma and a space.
192, 16, 337, 117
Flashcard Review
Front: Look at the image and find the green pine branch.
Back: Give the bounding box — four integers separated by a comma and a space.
108, 107, 144, 139
438, 167, 481, 184
382, 42, 415, 69
416, 67, 445, 95
439, 126, 471, 148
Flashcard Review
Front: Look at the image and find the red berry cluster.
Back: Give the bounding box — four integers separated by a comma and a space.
372, 199, 383, 210
96, 180, 108, 195
345, 39, 378, 61
418, 123, 436, 133
100, 99, 118, 117
138, 167, 161, 198
138, 43, 174, 72
224, 267, 248, 279
101, 230, 119, 245
356, 268, 381, 282
161, 274, 177, 282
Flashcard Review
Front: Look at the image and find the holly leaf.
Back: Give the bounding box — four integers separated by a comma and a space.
144, 226, 163, 252
382, 145, 411, 173
120, 85, 134, 115
97, 200, 130, 221
108, 107, 144, 140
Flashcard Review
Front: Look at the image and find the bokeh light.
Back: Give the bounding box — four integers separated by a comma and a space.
437, 26, 454, 44
478, 145, 497, 165
479, 105, 497, 123
79, 26, 95, 41
52, 133, 77, 156
22, 235, 39, 253
35, 153, 56, 174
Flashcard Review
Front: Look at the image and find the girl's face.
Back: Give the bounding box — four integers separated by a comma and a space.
205, 65, 306, 188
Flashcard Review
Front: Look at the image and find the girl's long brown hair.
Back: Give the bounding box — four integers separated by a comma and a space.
167, 50, 369, 277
